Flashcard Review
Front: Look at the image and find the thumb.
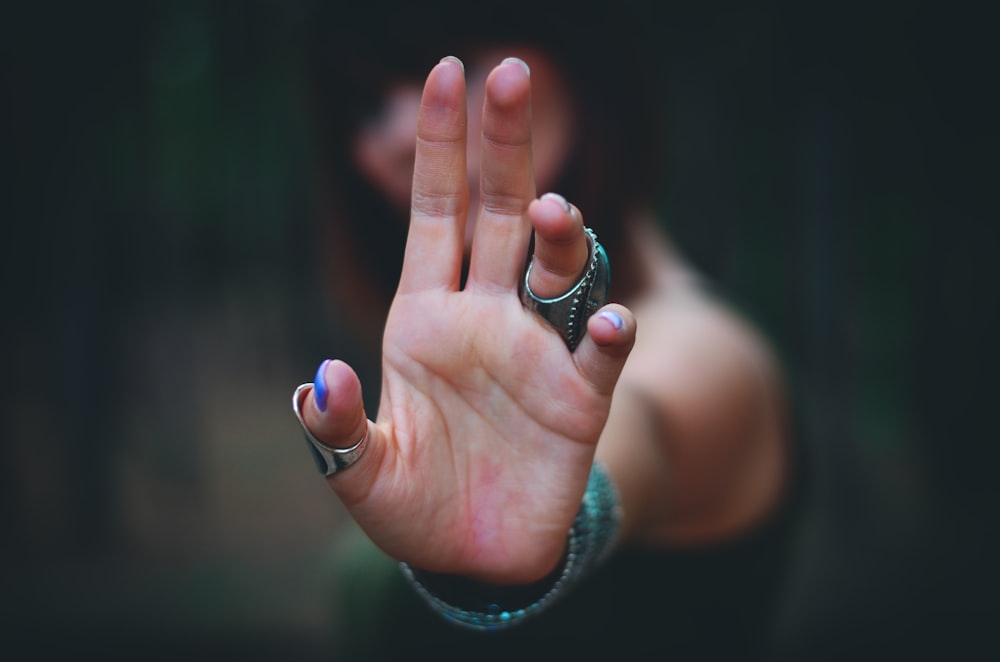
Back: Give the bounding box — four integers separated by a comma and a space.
295, 359, 382, 504
573, 304, 636, 397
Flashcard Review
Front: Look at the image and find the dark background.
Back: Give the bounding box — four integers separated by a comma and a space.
3, 0, 997, 659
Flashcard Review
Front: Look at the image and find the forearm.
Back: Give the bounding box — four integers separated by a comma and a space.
596, 294, 791, 549
594, 385, 672, 547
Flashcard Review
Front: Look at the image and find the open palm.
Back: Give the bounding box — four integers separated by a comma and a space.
299, 57, 635, 585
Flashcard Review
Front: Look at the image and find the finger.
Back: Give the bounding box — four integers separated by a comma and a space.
466, 57, 535, 292
573, 305, 637, 397
399, 56, 468, 295
526, 192, 590, 298
300, 359, 383, 502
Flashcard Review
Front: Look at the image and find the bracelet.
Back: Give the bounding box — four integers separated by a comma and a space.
400, 461, 623, 631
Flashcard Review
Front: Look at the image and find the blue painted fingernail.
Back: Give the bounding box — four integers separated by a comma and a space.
314, 359, 331, 413
598, 311, 624, 330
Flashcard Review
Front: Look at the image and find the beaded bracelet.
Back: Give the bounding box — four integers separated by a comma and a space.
400, 462, 623, 631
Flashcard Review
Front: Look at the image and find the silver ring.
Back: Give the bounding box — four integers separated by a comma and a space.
521, 227, 610, 352
292, 383, 369, 476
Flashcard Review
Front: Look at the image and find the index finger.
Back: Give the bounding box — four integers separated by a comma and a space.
398, 56, 468, 295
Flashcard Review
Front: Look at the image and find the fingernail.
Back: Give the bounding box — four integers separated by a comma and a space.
598, 310, 624, 330
439, 55, 464, 72
502, 57, 530, 77
314, 359, 331, 413
541, 192, 571, 214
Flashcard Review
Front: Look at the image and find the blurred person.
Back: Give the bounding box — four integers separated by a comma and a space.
293, 2, 799, 660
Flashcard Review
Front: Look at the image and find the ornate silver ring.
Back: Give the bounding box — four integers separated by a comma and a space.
521, 227, 610, 352
292, 383, 369, 476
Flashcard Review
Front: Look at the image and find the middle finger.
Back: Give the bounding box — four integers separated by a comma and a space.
466, 57, 536, 293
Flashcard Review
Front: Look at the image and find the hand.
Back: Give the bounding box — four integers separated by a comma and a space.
300, 56, 636, 585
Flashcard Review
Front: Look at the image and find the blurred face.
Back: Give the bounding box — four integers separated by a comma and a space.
351, 46, 576, 252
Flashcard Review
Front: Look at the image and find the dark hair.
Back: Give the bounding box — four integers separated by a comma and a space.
301, 0, 668, 325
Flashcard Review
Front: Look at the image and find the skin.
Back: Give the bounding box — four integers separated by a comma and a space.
301, 54, 790, 586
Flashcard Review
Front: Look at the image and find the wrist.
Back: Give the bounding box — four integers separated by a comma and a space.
405, 544, 569, 616
401, 461, 623, 631
455, 535, 570, 587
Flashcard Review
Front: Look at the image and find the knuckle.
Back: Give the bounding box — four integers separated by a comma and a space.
480, 190, 528, 216
411, 189, 465, 219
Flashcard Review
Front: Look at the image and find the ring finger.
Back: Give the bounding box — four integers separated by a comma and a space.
525, 192, 590, 299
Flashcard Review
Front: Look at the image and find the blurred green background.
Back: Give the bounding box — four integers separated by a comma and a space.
3, 0, 996, 659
